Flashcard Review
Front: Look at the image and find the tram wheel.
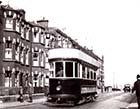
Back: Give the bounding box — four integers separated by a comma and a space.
73, 99, 79, 105
90, 96, 94, 102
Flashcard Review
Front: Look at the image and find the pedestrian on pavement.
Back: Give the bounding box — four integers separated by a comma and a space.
28, 82, 33, 102
17, 87, 24, 102
132, 74, 140, 109
44, 75, 49, 97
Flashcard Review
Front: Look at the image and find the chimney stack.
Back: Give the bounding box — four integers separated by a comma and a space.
37, 17, 49, 30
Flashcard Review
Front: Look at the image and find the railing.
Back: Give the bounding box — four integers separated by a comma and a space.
0, 86, 45, 96
0, 87, 21, 96
34, 87, 44, 93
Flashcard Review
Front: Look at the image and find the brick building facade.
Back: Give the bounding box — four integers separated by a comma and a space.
0, 4, 33, 94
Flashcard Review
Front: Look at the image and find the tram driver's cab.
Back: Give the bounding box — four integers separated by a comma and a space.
50, 61, 78, 78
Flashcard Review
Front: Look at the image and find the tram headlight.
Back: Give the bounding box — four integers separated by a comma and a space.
56, 85, 62, 91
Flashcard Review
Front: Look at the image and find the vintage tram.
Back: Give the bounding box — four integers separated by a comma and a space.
123, 84, 131, 92
46, 47, 101, 106
44, 28, 103, 106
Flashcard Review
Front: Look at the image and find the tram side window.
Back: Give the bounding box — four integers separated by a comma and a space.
75, 63, 78, 77
66, 62, 73, 77
94, 72, 96, 80
55, 62, 63, 77
50, 62, 54, 77
87, 69, 89, 79
91, 71, 93, 79
82, 66, 86, 78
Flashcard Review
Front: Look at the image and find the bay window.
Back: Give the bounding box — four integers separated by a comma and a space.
20, 51, 24, 64
26, 30, 29, 40
5, 41, 12, 59
41, 32, 44, 44
33, 48, 39, 66
16, 20, 20, 32
5, 18, 13, 30
40, 51, 44, 67
25, 49, 29, 65
5, 70, 12, 87
15, 49, 20, 61
33, 27, 40, 43
21, 27, 24, 38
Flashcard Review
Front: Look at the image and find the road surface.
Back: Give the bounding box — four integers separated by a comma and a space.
8, 92, 135, 109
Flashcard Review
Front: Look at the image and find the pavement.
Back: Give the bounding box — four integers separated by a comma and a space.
0, 96, 47, 109
125, 103, 138, 109
0, 91, 136, 109
121, 93, 138, 109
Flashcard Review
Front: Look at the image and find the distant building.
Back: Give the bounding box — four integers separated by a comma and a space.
98, 56, 104, 92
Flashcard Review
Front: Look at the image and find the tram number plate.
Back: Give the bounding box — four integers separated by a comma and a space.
81, 87, 96, 94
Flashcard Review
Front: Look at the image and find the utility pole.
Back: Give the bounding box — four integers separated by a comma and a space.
113, 72, 115, 88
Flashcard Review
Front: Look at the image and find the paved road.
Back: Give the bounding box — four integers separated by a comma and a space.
7, 92, 134, 109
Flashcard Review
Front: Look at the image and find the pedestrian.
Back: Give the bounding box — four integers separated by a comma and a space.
56, 67, 63, 77
44, 75, 49, 96
17, 87, 24, 102
132, 74, 140, 109
28, 82, 33, 102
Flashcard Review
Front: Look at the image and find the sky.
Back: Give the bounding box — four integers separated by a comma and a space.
2, 0, 140, 87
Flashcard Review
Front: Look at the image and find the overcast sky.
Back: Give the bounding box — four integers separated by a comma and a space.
2, 0, 140, 87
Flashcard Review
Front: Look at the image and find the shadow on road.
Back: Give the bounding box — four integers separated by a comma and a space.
117, 93, 136, 103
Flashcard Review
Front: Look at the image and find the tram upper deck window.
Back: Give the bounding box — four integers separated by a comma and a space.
66, 62, 73, 77
55, 62, 63, 77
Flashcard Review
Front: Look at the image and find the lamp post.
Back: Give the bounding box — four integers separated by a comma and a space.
113, 72, 115, 88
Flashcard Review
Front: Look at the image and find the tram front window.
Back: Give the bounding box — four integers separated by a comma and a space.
55, 62, 63, 77
66, 62, 73, 77
55, 62, 73, 77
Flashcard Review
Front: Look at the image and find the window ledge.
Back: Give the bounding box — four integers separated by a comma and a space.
3, 59, 14, 62
4, 29, 21, 35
